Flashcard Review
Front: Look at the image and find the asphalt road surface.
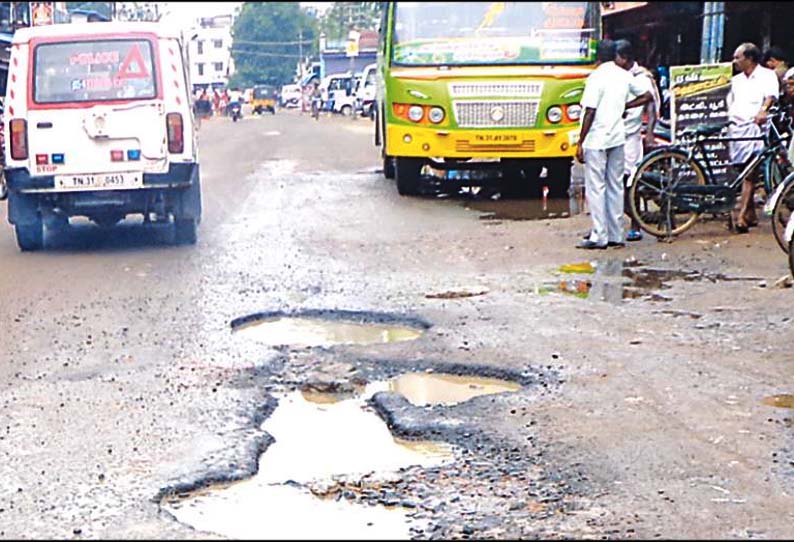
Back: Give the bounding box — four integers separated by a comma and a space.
1, 107, 794, 539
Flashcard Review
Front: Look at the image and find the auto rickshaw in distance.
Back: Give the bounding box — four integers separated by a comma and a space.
251, 84, 278, 115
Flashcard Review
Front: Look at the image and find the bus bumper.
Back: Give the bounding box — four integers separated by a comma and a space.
385, 125, 580, 159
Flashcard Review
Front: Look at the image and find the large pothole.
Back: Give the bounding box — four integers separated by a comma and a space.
162, 372, 522, 539
231, 309, 430, 347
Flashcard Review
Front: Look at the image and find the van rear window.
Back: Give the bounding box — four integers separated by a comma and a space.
34, 39, 157, 103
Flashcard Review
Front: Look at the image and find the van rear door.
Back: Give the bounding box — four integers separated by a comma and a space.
27, 37, 168, 180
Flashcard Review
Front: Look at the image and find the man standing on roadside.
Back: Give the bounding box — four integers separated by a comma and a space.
616, 39, 661, 242
727, 42, 779, 232
575, 40, 653, 249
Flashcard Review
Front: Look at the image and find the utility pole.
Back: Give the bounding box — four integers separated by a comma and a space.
298, 27, 303, 82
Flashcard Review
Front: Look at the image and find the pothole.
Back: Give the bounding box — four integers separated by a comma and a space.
537, 259, 761, 304
761, 395, 794, 409
162, 372, 522, 539
372, 372, 522, 407
466, 198, 572, 221
231, 310, 429, 347
162, 382, 454, 539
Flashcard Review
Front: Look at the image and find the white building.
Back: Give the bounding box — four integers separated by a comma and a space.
185, 14, 235, 90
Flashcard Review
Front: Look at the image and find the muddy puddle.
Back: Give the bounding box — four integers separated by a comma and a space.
538, 259, 757, 304
163, 373, 520, 539
371, 372, 522, 407
761, 394, 794, 409
465, 198, 572, 221
232, 317, 424, 347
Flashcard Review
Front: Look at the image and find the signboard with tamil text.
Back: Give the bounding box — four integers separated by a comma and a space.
670, 62, 732, 183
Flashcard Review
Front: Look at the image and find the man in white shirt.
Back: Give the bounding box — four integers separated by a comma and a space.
616, 39, 660, 242
575, 40, 653, 249
727, 42, 779, 232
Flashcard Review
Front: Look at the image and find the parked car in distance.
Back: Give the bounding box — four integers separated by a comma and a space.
280, 84, 301, 108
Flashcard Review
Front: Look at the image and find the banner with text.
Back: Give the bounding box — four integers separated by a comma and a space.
670, 62, 732, 183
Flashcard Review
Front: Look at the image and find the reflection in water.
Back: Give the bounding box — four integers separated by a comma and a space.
233, 317, 424, 347
369, 372, 521, 407
163, 384, 454, 540
466, 198, 571, 221
535, 260, 734, 304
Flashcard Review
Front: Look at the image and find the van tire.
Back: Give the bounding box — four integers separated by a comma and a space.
15, 220, 44, 251
174, 219, 197, 245
341, 105, 353, 117
395, 157, 424, 196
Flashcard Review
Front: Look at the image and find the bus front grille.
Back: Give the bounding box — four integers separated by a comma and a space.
453, 100, 540, 128
448, 82, 543, 98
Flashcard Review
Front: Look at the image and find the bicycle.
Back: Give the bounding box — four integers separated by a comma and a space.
628, 107, 792, 240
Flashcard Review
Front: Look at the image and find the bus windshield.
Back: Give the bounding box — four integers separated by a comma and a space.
392, 1, 600, 67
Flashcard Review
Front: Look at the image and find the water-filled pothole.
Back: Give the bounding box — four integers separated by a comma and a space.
761, 394, 794, 409
466, 198, 572, 221
163, 372, 521, 538
538, 260, 760, 304
232, 313, 426, 347
373, 372, 522, 407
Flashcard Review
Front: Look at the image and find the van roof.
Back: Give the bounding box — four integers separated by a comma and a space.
12, 21, 181, 44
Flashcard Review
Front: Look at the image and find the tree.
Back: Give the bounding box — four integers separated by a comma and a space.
319, 2, 382, 42
229, 2, 317, 88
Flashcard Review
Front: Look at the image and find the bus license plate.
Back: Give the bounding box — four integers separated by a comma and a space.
55, 172, 143, 191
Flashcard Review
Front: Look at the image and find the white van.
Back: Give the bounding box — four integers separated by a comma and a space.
3, 21, 201, 250
355, 63, 377, 118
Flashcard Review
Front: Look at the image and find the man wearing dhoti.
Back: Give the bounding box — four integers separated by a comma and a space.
726, 43, 779, 232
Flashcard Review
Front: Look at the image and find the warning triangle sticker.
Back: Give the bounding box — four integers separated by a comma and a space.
116, 44, 150, 79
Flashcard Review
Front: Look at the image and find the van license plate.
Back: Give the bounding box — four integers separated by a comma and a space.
55, 172, 143, 191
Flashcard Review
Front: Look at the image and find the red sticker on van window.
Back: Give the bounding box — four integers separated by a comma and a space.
116, 44, 150, 80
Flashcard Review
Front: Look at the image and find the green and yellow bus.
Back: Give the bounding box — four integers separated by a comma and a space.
375, 1, 601, 196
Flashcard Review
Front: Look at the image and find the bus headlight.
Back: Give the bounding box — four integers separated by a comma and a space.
546, 106, 563, 124
428, 107, 445, 124
408, 105, 424, 122
566, 104, 582, 121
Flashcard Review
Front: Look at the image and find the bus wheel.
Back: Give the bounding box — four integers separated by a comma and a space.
383, 155, 395, 179
395, 157, 424, 196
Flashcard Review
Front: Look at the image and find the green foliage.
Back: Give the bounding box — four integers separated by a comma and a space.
230, 2, 317, 88
319, 2, 382, 42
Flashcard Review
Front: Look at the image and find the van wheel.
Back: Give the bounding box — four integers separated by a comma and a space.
174, 219, 197, 245
341, 105, 353, 117
395, 157, 424, 196
15, 220, 44, 251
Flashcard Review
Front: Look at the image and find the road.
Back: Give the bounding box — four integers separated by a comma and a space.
1, 107, 794, 539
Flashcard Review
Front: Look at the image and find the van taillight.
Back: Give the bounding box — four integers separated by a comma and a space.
166, 113, 184, 153
10, 119, 28, 160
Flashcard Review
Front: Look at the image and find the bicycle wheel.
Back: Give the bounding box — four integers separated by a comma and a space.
771, 176, 794, 252
628, 148, 707, 238
763, 154, 791, 196
789, 235, 794, 277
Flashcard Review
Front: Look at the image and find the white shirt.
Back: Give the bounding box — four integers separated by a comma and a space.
624, 62, 659, 136
727, 64, 778, 123
228, 90, 242, 103
580, 61, 648, 150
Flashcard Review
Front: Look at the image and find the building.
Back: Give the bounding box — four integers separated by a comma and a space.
602, 2, 794, 69
185, 13, 236, 91
319, 29, 377, 79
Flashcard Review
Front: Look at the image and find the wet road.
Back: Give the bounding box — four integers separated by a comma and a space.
2, 107, 794, 539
